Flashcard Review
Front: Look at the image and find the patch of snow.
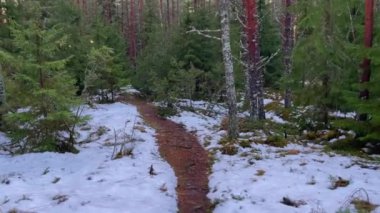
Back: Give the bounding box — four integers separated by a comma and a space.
330, 111, 356, 119
266, 111, 287, 124
264, 99, 274, 106
0, 102, 177, 213
0, 132, 10, 144
120, 85, 141, 95
175, 99, 227, 116
171, 106, 380, 213
16, 107, 31, 113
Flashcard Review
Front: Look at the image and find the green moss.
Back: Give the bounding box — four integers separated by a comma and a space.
325, 137, 369, 157
220, 144, 238, 155
239, 118, 295, 135
321, 130, 340, 141
265, 135, 288, 148
239, 140, 252, 148
304, 131, 317, 140
157, 106, 178, 118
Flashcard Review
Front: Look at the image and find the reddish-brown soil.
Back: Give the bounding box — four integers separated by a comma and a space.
126, 96, 210, 213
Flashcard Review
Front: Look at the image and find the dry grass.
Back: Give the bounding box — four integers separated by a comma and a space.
255, 169, 266, 176
329, 176, 350, 190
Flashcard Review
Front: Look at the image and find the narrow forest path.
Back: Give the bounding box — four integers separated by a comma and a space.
125, 96, 211, 213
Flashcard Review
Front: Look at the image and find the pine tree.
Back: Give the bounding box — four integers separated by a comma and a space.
281, 0, 294, 108
244, 0, 265, 120
292, 0, 362, 128
84, 46, 124, 103
0, 1, 84, 153
358, 0, 374, 120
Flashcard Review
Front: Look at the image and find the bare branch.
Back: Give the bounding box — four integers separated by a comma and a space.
186, 26, 221, 41
257, 48, 281, 69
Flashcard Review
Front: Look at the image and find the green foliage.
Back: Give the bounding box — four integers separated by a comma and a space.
327, 137, 362, 152
85, 46, 125, 102
258, 0, 282, 88
176, 8, 220, 72
157, 105, 178, 118
265, 135, 288, 148
332, 5, 380, 144
133, 5, 224, 101
292, 0, 363, 126
0, 0, 87, 153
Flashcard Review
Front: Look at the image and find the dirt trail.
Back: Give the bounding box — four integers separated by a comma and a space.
126, 96, 210, 213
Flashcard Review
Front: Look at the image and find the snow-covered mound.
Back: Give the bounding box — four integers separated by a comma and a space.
0, 102, 177, 213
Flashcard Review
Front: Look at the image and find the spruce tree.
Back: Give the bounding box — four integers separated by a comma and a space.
0, 1, 84, 153
292, 0, 362, 128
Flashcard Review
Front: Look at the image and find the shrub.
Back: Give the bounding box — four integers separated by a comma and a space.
265, 135, 288, 148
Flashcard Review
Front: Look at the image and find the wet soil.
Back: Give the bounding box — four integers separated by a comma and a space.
126, 96, 210, 213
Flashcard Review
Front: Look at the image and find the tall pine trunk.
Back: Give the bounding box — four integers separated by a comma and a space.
359, 0, 374, 121
129, 0, 137, 65
322, 0, 333, 126
104, 0, 112, 24
244, 0, 265, 120
220, 0, 238, 139
159, 0, 164, 26
282, 0, 294, 108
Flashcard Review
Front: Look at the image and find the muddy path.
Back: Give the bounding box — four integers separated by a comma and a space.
126, 96, 210, 213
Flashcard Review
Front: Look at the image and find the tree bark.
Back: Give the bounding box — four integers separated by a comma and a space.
166, 0, 170, 29
244, 0, 265, 120
82, 0, 87, 21
104, 0, 112, 24
138, 0, 144, 50
282, 0, 294, 108
322, 0, 333, 126
359, 0, 374, 121
359, 0, 374, 100
159, 0, 164, 26
129, 0, 137, 65
220, 0, 238, 139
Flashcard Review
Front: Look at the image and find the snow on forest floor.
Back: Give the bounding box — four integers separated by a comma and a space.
0, 103, 177, 213
170, 100, 380, 213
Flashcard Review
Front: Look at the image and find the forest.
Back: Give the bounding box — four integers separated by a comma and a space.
0, 0, 379, 213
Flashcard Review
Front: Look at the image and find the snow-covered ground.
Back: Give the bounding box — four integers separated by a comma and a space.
170, 101, 380, 213
0, 103, 177, 213
1, 96, 379, 213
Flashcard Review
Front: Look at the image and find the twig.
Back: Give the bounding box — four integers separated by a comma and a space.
186, 26, 221, 41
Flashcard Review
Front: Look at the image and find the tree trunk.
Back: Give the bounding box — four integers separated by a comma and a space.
220, 0, 238, 139
323, 0, 334, 127
129, 0, 137, 65
104, 0, 112, 24
282, 0, 294, 108
240, 1, 250, 106
160, 0, 164, 25
166, 0, 170, 29
0, 66, 5, 107
176, 0, 180, 25
82, 0, 87, 21
244, 0, 265, 120
171, 0, 175, 26
359, 0, 374, 121
138, 0, 144, 50
360, 0, 374, 100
